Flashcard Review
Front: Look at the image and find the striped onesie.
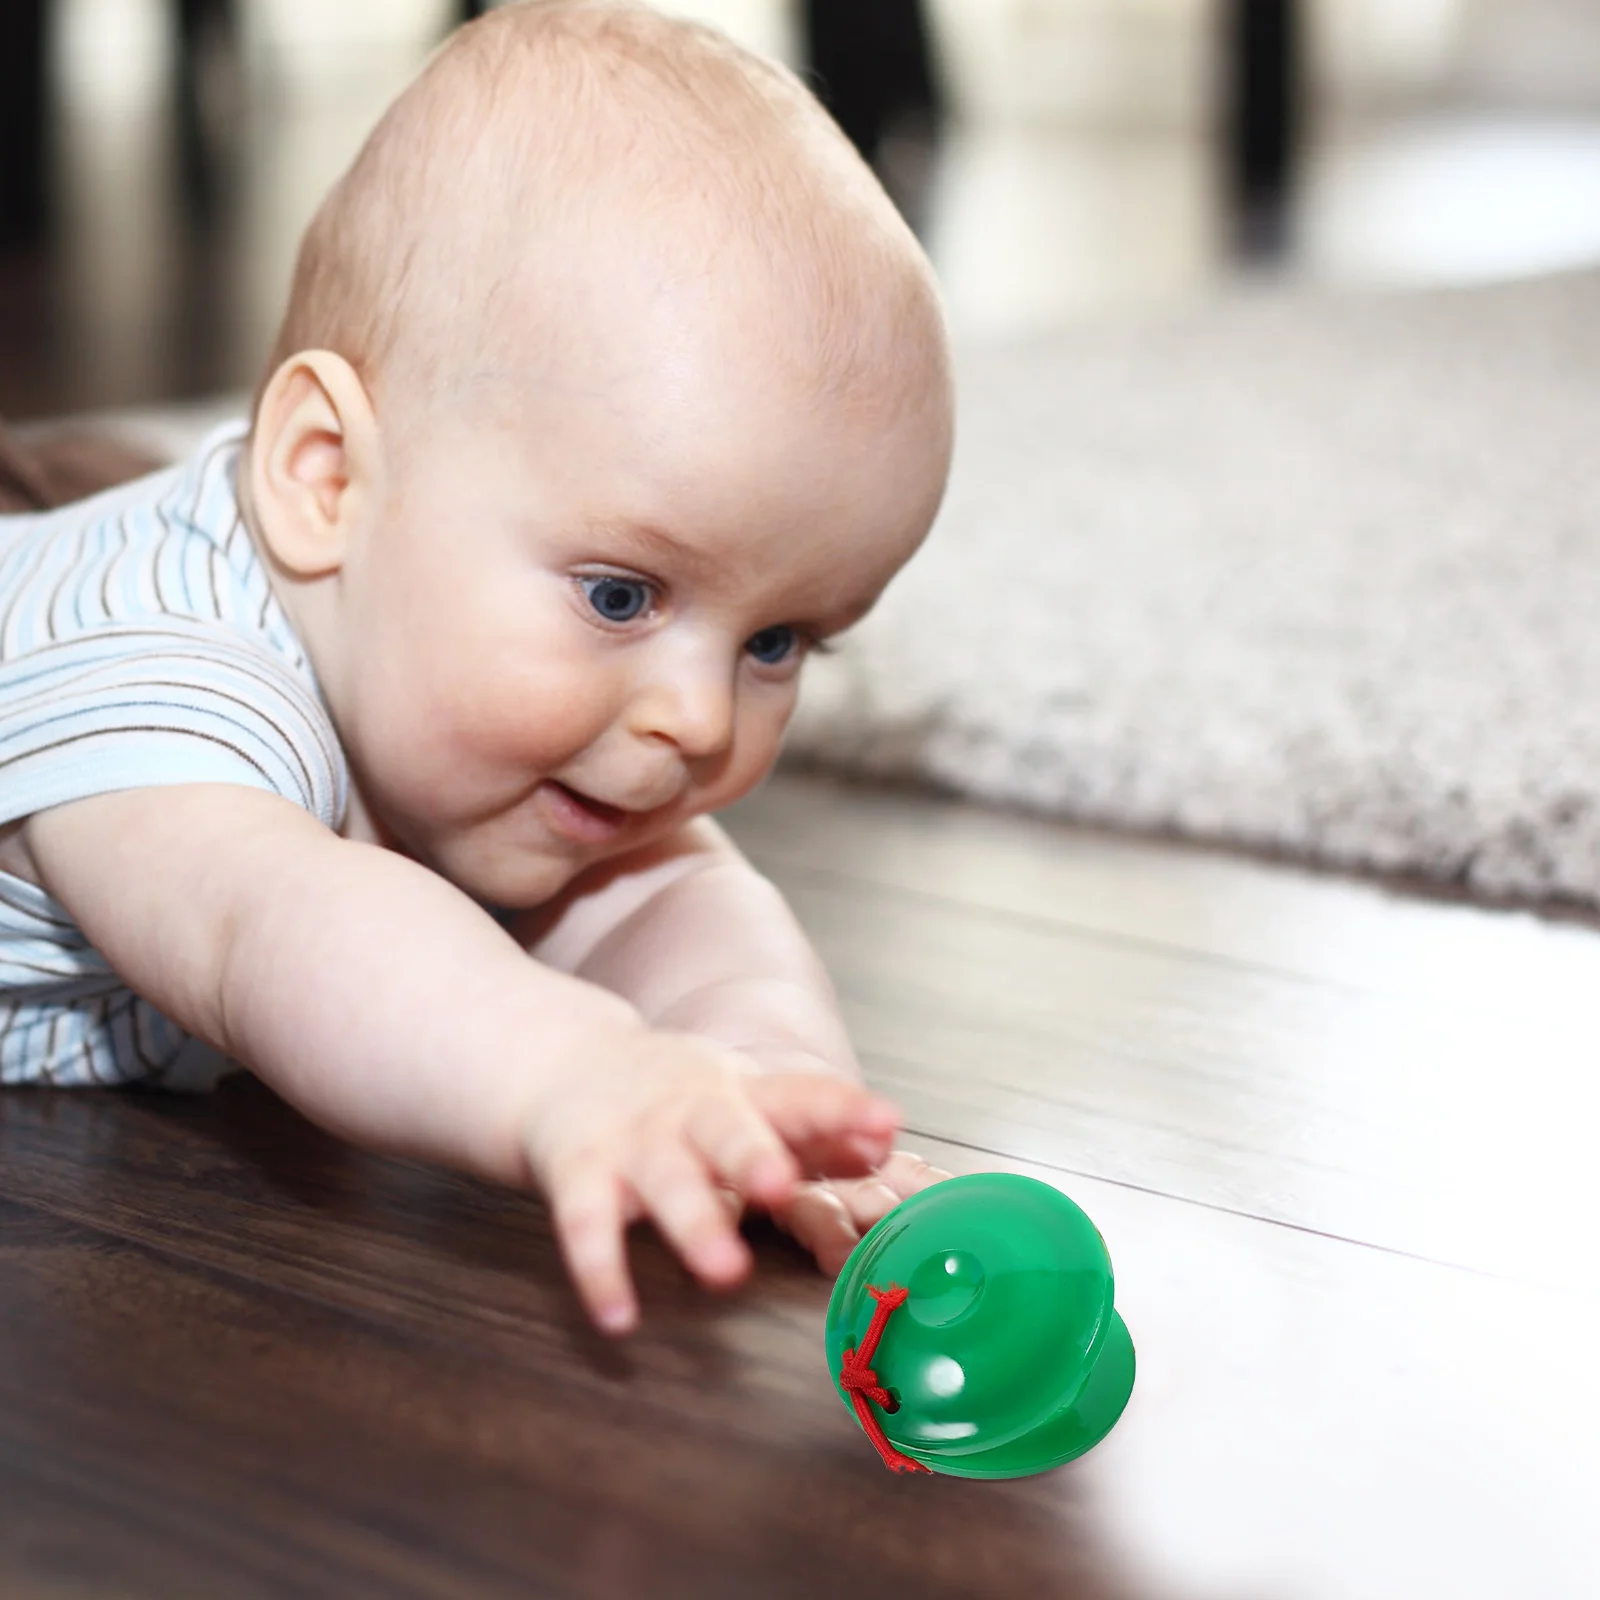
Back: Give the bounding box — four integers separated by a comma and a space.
0, 422, 348, 1086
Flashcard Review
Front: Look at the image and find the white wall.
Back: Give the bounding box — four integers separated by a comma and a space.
55, 0, 170, 107
645, 0, 799, 65
1309, 0, 1469, 114
1454, 0, 1600, 108
927, 0, 1218, 131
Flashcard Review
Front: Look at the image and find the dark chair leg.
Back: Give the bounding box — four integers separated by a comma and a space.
0, 0, 51, 253
173, 0, 239, 224
801, 0, 940, 164
1224, 0, 1301, 255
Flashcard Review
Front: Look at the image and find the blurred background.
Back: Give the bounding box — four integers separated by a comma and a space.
4, 0, 1600, 420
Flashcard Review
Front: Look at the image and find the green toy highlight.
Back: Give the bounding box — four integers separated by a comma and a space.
824, 1172, 1135, 1478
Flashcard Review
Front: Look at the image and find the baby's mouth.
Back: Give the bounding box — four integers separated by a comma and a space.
538, 779, 629, 844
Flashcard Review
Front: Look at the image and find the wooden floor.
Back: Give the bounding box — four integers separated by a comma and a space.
2, 769, 1596, 1598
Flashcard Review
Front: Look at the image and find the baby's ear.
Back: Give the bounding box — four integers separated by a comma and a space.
247, 350, 380, 578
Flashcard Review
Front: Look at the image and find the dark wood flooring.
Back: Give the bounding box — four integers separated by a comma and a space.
3, 771, 1598, 1598
2, 1074, 1135, 1600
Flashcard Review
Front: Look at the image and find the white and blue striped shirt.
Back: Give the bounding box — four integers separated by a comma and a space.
0, 422, 348, 1086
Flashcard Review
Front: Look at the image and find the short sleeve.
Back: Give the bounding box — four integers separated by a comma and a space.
0, 620, 348, 829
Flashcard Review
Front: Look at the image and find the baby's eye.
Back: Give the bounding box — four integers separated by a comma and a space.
578, 575, 653, 623
745, 625, 799, 666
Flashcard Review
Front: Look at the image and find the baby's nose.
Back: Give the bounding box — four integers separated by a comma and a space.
629, 664, 736, 760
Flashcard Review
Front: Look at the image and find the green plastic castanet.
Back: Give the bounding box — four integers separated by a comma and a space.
824, 1172, 1135, 1478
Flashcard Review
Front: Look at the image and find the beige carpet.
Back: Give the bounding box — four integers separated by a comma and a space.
788, 270, 1600, 908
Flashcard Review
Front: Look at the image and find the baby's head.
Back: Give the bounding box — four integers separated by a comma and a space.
244, 0, 953, 907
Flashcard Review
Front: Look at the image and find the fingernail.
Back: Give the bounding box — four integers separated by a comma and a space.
704, 1236, 750, 1281
598, 1304, 635, 1335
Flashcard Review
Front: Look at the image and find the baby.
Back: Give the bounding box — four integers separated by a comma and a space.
0, 1, 954, 1334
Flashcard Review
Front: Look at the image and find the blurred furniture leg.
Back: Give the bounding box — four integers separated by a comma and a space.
174, 0, 237, 223
0, 0, 50, 252
1225, 0, 1301, 254
801, 0, 940, 164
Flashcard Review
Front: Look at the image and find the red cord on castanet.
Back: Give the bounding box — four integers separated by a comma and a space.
837, 1283, 932, 1474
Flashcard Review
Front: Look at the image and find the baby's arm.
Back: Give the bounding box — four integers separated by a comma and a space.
512, 817, 858, 1079
20, 785, 899, 1330
512, 817, 950, 1271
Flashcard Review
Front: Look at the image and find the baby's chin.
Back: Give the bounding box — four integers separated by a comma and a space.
436, 849, 588, 914
427, 832, 650, 915
400, 792, 707, 912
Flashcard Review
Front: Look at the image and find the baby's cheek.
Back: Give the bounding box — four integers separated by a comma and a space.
702, 764, 774, 819
722, 703, 792, 793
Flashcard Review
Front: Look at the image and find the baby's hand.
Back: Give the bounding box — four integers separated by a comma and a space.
771, 1149, 954, 1276
517, 1027, 900, 1334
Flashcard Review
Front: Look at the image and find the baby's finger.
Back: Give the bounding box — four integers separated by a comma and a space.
683, 1092, 798, 1207
631, 1141, 753, 1289
876, 1149, 955, 1201
779, 1124, 896, 1182
774, 1182, 862, 1277
834, 1176, 908, 1232
747, 1076, 901, 1174
549, 1164, 637, 1336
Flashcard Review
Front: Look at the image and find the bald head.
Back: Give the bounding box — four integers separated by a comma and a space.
263, 1, 946, 429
